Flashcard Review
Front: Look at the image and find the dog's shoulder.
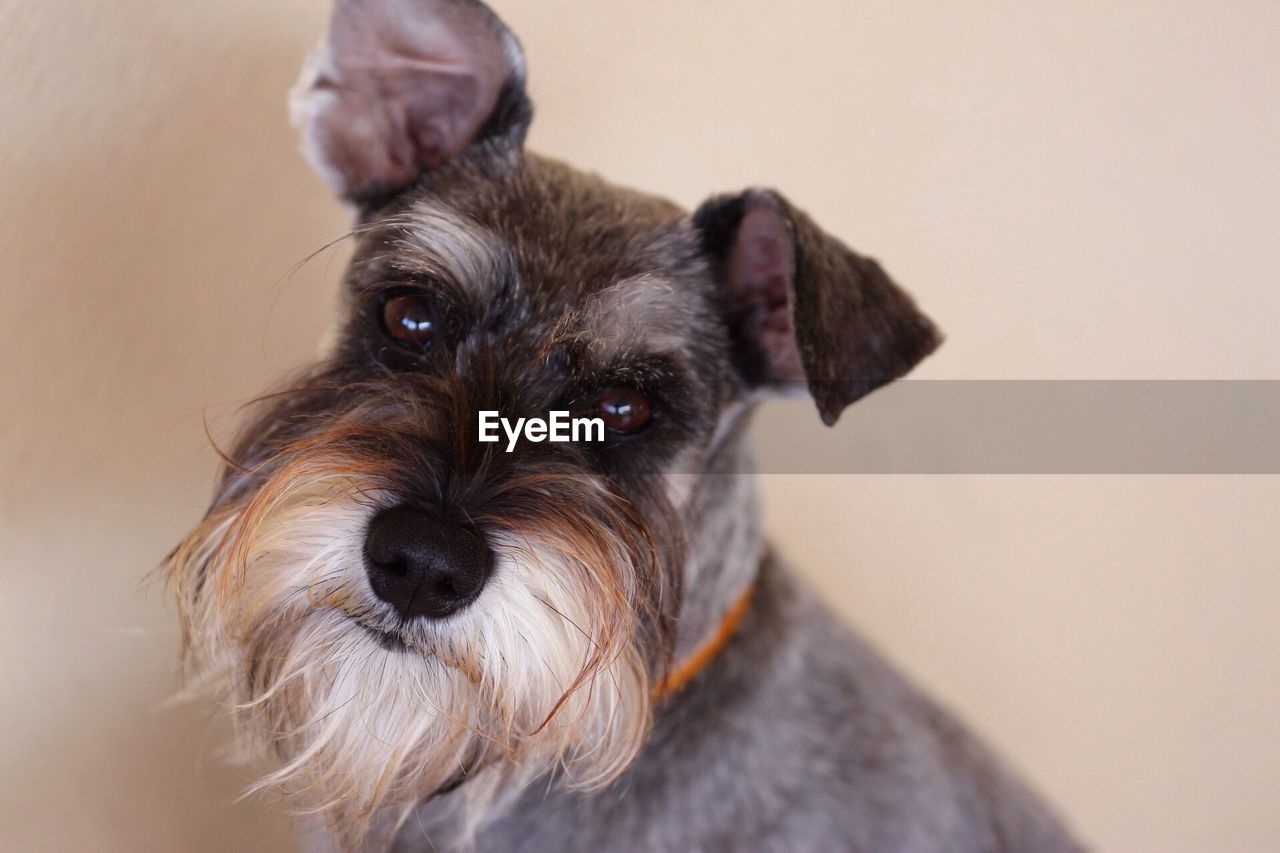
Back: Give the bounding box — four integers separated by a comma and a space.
733, 556, 1084, 852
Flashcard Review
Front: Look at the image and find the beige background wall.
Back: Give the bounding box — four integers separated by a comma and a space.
2, 1, 1278, 850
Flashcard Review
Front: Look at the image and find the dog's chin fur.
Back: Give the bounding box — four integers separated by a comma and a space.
164, 435, 659, 849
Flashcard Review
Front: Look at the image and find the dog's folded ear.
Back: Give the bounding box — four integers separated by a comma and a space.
291, 0, 530, 205
694, 189, 942, 425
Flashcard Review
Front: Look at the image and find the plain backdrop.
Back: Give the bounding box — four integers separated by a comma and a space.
3, 1, 1279, 850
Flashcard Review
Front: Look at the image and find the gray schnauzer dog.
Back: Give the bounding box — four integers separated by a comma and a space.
164, 1, 1082, 850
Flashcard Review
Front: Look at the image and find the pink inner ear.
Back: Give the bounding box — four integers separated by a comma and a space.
293, 0, 514, 199
726, 206, 806, 383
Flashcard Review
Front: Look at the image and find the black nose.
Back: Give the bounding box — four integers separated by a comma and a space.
363, 506, 492, 620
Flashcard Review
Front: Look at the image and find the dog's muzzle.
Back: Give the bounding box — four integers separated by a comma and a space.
363, 506, 492, 620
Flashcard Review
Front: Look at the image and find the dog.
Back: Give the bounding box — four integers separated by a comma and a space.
163, 1, 1083, 850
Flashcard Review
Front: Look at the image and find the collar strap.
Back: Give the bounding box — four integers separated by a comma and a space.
652, 583, 754, 700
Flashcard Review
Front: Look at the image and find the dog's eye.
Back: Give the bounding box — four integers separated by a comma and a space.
382, 293, 436, 349
596, 386, 652, 433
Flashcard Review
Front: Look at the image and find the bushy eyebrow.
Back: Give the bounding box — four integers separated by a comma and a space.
356, 199, 512, 302
568, 273, 704, 360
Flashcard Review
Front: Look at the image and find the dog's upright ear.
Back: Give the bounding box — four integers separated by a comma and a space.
291, 0, 530, 205
694, 189, 942, 425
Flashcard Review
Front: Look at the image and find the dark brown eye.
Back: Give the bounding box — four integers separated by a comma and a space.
596, 386, 652, 433
382, 293, 436, 349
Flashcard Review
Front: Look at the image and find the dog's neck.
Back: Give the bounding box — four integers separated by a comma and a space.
668, 420, 765, 666
654, 582, 754, 699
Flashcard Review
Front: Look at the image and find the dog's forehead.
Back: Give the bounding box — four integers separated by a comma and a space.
376, 156, 714, 345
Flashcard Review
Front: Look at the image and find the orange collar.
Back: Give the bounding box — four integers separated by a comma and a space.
652, 583, 754, 700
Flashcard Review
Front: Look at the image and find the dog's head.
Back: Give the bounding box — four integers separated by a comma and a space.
165, 0, 939, 845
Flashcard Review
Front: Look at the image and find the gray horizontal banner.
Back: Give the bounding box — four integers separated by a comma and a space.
749, 381, 1280, 474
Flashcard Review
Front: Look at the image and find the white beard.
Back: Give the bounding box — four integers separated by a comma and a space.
167, 468, 654, 849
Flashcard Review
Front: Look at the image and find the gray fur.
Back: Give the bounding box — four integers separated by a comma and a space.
395, 444, 1082, 852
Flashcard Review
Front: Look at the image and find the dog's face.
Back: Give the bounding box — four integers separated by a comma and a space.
164, 0, 939, 845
